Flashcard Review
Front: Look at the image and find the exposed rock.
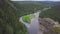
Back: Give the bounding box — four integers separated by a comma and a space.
38, 18, 60, 34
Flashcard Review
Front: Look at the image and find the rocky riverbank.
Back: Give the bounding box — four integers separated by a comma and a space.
38, 18, 60, 34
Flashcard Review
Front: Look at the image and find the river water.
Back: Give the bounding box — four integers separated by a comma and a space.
19, 7, 51, 34
19, 12, 40, 34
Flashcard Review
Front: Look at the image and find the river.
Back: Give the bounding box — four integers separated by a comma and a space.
19, 12, 40, 34
19, 7, 51, 34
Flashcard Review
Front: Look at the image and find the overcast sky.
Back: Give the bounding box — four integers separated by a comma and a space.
11, 0, 60, 1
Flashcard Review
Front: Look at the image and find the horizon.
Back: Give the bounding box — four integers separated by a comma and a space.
11, 0, 60, 2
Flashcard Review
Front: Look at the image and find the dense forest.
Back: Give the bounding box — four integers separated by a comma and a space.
0, 0, 60, 34
12, 1, 60, 23
0, 0, 27, 34
11, 1, 54, 16
40, 3, 60, 23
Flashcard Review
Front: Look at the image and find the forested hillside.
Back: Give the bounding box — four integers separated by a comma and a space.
12, 1, 60, 23
40, 2, 60, 23
0, 0, 60, 34
11, 1, 54, 16
0, 0, 28, 34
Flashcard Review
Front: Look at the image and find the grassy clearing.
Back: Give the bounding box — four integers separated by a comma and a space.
22, 14, 35, 23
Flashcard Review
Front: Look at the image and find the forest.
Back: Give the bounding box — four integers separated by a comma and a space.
40, 3, 60, 23
0, 0, 60, 34
0, 0, 27, 34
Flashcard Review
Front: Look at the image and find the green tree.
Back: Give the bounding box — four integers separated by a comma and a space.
0, 0, 28, 34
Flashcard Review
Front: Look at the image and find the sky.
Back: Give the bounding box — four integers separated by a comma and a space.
11, 0, 60, 1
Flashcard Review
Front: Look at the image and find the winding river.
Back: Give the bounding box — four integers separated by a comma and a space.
19, 12, 40, 34
19, 7, 51, 34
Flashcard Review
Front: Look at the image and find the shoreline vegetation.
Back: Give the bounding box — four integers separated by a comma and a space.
22, 14, 35, 23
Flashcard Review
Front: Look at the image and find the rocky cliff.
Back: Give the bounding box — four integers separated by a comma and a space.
38, 18, 60, 34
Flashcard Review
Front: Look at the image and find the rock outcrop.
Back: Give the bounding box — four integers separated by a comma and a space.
38, 18, 60, 34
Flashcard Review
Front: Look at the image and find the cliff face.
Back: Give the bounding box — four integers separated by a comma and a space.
38, 18, 60, 34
